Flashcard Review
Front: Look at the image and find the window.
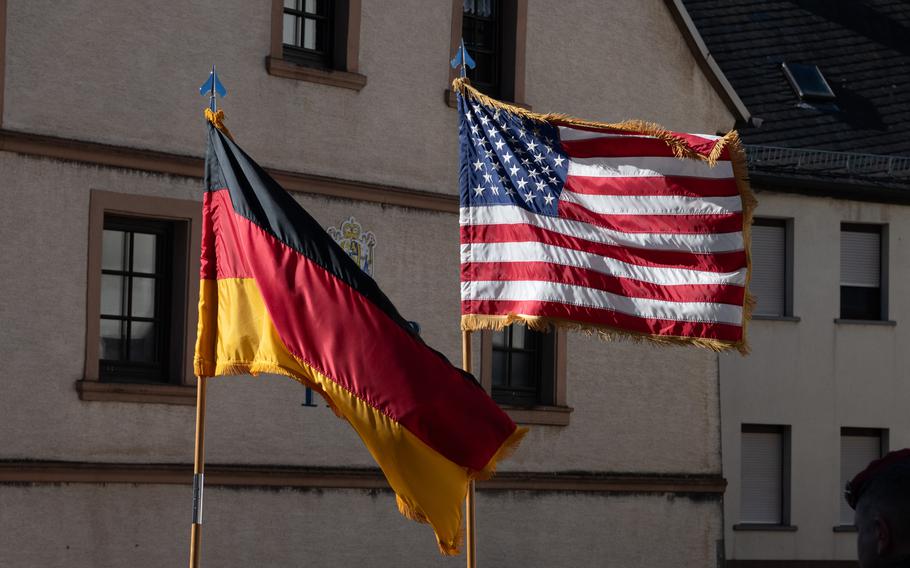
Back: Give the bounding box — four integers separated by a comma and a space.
79, 190, 201, 405
448, 0, 527, 106
491, 326, 555, 407
282, 0, 333, 69
100, 217, 174, 383
267, 0, 366, 90
751, 218, 792, 317
839, 428, 886, 526
840, 224, 885, 320
480, 327, 570, 425
781, 62, 836, 101
740, 424, 791, 526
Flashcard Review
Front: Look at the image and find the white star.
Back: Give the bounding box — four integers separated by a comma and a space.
483, 172, 493, 183
517, 126, 527, 139
533, 152, 545, 163
473, 159, 484, 171
493, 109, 500, 121
504, 186, 515, 196
480, 115, 490, 126
490, 185, 500, 195
516, 178, 529, 190
502, 152, 513, 164
544, 193, 555, 205
494, 139, 506, 151
523, 192, 535, 203
521, 158, 531, 167
484, 148, 495, 158
508, 165, 520, 176
535, 180, 547, 192
541, 164, 552, 174
548, 176, 558, 184
470, 124, 480, 135
553, 155, 566, 168
473, 185, 485, 196
528, 168, 540, 179
526, 140, 538, 152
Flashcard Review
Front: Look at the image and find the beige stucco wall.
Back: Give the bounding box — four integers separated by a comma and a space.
3, 0, 736, 195
0, 484, 720, 568
0, 1, 737, 565
720, 190, 910, 561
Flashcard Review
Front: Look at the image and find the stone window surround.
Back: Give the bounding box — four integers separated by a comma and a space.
77, 190, 201, 405
265, 0, 367, 91
480, 329, 572, 426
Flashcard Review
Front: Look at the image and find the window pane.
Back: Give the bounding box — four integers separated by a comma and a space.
751, 223, 786, 316
131, 277, 156, 318
99, 319, 125, 360
303, 17, 317, 50
129, 322, 157, 363
492, 350, 506, 386
511, 326, 526, 349
101, 274, 127, 316
492, 330, 506, 348
510, 352, 536, 388
840, 434, 882, 525
741, 431, 783, 524
132, 233, 157, 273
102, 230, 127, 271
283, 13, 299, 46
284, 0, 299, 9
305, 0, 316, 13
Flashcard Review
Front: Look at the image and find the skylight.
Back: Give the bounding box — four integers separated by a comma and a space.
782, 62, 836, 101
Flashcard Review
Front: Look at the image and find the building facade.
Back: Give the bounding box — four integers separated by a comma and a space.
0, 1, 744, 566
685, 2, 910, 566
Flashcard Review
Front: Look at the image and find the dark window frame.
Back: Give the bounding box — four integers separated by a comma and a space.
281, 0, 336, 69
490, 326, 556, 407
840, 223, 886, 321
99, 216, 174, 384
738, 423, 792, 528
447, 0, 527, 108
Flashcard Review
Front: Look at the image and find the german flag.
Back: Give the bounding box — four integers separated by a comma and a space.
194, 119, 526, 555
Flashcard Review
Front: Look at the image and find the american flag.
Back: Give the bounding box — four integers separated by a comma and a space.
456, 83, 753, 351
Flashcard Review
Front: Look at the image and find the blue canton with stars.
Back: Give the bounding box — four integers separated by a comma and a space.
458, 94, 568, 216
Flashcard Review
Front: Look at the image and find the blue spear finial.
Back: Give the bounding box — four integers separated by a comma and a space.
199, 65, 227, 112
450, 39, 476, 79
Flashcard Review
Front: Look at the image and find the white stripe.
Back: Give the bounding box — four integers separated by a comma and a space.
461, 242, 746, 286
461, 280, 743, 325
459, 205, 744, 253
558, 127, 658, 142
560, 189, 742, 215
558, 126, 722, 143
568, 156, 733, 179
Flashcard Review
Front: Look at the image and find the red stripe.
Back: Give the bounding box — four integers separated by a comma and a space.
461, 261, 746, 305
563, 174, 740, 197
206, 190, 514, 470
554, 125, 730, 161
462, 299, 743, 342
558, 200, 744, 234
460, 224, 746, 273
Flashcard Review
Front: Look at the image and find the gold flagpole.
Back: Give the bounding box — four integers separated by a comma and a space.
188, 375, 208, 568
461, 330, 477, 568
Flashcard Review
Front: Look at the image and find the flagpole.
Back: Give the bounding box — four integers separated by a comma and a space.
461, 330, 477, 568
188, 375, 208, 568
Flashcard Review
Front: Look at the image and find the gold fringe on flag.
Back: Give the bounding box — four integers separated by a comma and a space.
453, 78, 757, 355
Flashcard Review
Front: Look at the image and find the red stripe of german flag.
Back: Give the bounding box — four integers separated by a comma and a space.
194, 126, 525, 555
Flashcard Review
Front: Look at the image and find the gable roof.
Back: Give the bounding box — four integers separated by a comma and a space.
682, 0, 910, 194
